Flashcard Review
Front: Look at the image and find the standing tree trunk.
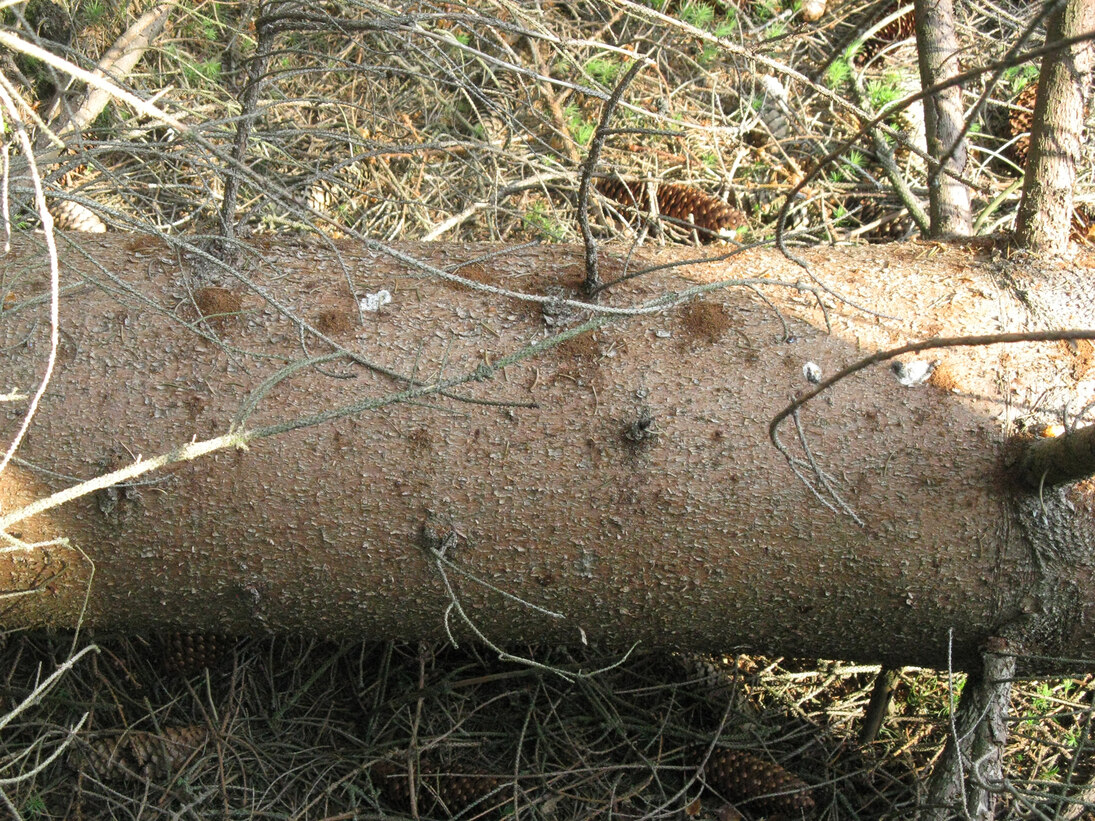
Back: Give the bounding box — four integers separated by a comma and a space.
1015, 0, 1095, 253
914, 0, 973, 236
922, 645, 1016, 820
1, 236, 1095, 670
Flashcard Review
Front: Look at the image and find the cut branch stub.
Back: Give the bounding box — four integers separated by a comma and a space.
1016, 424, 1095, 490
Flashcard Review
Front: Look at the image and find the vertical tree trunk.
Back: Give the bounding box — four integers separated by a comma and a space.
1014, 0, 1095, 253
915, 0, 972, 237
922, 645, 1015, 819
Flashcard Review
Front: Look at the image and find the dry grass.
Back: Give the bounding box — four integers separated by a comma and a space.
2, 0, 1094, 817
17, 0, 1090, 247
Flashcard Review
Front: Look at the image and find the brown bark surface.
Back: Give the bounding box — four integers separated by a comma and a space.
915, 0, 972, 236
1, 235, 1094, 669
1015, 0, 1095, 252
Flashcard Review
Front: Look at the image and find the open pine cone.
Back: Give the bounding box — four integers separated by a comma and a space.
597, 178, 747, 243
370, 756, 502, 815
1007, 82, 1039, 169
158, 632, 233, 676
76, 725, 209, 781
855, 197, 915, 242
50, 199, 106, 233
699, 747, 816, 817
858, 3, 915, 63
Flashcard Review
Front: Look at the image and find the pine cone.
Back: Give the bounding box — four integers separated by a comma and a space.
77, 725, 209, 781
700, 748, 815, 817
1007, 82, 1038, 170
876, 7, 915, 43
433, 772, 502, 813
371, 758, 413, 808
371, 757, 501, 815
742, 76, 792, 146
303, 164, 374, 236
159, 633, 231, 676
597, 176, 651, 211
476, 71, 525, 148
1072, 203, 1095, 245
855, 198, 915, 242
674, 652, 733, 698
597, 178, 747, 242
306, 178, 345, 215
50, 199, 106, 233
658, 183, 748, 240
858, 4, 915, 63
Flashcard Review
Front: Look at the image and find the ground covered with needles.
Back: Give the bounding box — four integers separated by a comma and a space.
17, 0, 1095, 246
2, 633, 1092, 819
2, 0, 1095, 817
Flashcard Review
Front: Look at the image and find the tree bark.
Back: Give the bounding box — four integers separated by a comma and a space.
923, 642, 1015, 820
1, 235, 1094, 671
1014, 0, 1095, 253
914, 0, 972, 237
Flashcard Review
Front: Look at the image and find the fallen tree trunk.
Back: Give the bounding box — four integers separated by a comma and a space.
1, 234, 1093, 670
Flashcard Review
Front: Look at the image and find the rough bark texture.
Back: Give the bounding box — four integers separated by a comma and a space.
1015, 0, 1095, 252
914, 0, 972, 237
922, 643, 1016, 820
1, 235, 1095, 670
